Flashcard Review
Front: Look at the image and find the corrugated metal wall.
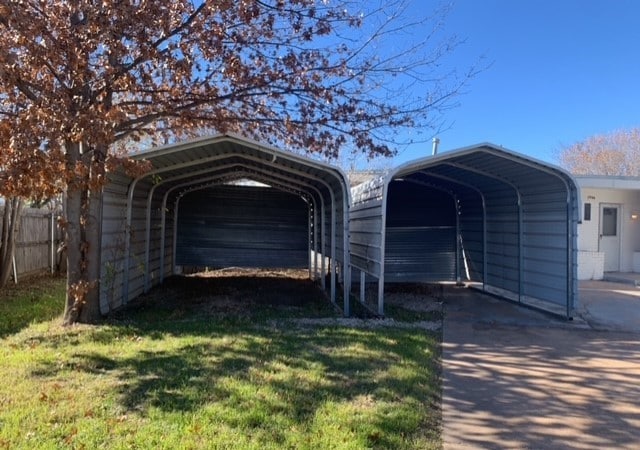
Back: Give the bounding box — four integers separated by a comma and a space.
384, 180, 458, 282
100, 172, 134, 313
483, 182, 520, 293
350, 178, 385, 278
176, 186, 308, 268
520, 178, 573, 306
100, 172, 176, 313
457, 188, 484, 281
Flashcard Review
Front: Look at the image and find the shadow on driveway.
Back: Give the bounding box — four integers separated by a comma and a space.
442, 285, 640, 449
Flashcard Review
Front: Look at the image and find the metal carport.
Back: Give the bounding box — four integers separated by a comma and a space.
99, 134, 351, 315
350, 143, 580, 319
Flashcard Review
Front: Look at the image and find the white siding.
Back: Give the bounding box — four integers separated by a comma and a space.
577, 186, 640, 273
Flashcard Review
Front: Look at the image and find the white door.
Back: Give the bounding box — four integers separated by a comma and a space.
599, 203, 621, 272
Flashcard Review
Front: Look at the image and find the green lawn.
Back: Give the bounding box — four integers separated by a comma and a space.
0, 275, 66, 338
0, 277, 441, 449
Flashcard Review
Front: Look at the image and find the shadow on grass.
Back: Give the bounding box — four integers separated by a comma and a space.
18, 273, 441, 447
32, 319, 440, 448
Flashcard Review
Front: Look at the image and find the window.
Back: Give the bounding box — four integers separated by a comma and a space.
602, 207, 617, 236
584, 203, 591, 221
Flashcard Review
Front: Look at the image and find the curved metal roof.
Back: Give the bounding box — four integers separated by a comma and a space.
390, 143, 579, 205
132, 133, 350, 200
353, 143, 579, 205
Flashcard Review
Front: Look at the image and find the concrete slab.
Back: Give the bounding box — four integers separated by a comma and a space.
579, 280, 640, 333
442, 286, 640, 450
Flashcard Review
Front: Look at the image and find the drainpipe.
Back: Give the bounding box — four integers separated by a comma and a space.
432, 137, 440, 155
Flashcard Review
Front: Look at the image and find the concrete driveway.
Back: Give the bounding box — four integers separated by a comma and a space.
442, 282, 640, 449
579, 280, 640, 332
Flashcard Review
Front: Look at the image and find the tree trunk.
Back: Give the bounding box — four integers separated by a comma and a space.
62, 141, 105, 325
0, 197, 24, 288
79, 146, 105, 322
62, 184, 84, 324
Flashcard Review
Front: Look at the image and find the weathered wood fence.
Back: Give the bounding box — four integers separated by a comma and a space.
0, 206, 62, 282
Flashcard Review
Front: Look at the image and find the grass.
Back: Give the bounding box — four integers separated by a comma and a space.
0, 276, 441, 449
0, 275, 66, 338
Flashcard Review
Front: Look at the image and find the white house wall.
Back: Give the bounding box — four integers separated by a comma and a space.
578, 186, 640, 275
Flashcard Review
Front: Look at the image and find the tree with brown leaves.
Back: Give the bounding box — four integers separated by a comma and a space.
557, 127, 640, 176
0, 0, 476, 324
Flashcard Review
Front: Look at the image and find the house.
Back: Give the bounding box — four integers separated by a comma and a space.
576, 176, 640, 280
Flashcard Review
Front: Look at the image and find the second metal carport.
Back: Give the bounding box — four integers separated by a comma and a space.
350, 143, 580, 319
99, 134, 351, 315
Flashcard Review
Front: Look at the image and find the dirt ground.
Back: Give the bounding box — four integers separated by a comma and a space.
381, 283, 446, 313
124, 268, 331, 318
126, 268, 445, 321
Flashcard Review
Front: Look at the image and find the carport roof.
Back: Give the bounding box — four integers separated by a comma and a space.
131, 133, 350, 196
394, 143, 575, 183
353, 142, 579, 204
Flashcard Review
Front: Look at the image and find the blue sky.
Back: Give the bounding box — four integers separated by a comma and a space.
391, 0, 640, 166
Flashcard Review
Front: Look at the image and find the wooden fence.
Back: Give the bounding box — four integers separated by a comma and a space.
0, 206, 62, 282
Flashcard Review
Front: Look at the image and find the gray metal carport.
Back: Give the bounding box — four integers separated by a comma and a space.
350, 143, 580, 319
99, 134, 351, 315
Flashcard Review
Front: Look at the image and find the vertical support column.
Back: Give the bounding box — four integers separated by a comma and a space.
455, 196, 462, 285
360, 270, 366, 304
320, 201, 326, 290
172, 197, 180, 275
159, 200, 167, 283
308, 203, 312, 280
342, 193, 351, 317
566, 196, 574, 319
50, 212, 55, 274
330, 198, 336, 305
143, 185, 164, 294
377, 180, 390, 316
143, 195, 153, 293
377, 276, 384, 316
482, 198, 487, 291
313, 201, 318, 280
517, 197, 523, 303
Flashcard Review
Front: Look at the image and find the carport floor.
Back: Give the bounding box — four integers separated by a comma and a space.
442, 289, 640, 450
